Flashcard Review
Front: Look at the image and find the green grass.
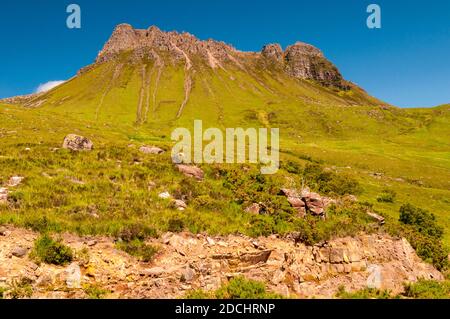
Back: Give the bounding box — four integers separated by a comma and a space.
403, 280, 450, 299
0, 53, 449, 264
116, 239, 159, 262
83, 284, 111, 299
336, 286, 393, 299
185, 276, 284, 299
336, 280, 450, 299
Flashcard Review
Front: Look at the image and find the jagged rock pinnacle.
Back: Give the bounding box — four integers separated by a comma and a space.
95, 24, 348, 89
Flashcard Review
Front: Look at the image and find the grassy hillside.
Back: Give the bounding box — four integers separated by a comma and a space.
0, 52, 449, 256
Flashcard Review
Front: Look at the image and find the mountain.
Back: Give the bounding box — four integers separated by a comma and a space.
0, 25, 449, 296
1, 24, 387, 131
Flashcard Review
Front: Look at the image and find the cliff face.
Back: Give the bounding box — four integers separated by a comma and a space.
96, 24, 348, 89
96, 24, 235, 67
0, 226, 443, 299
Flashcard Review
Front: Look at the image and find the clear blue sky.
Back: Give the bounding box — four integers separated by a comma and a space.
0, 0, 449, 107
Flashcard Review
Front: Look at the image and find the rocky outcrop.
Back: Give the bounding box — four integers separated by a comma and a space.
283, 42, 348, 89
261, 44, 283, 63
0, 226, 442, 299
93, 24, 349, 90
176, 164, 204, 180
62, 134, 93, 151
281, 188, 335, 217
96, 24, 235, 67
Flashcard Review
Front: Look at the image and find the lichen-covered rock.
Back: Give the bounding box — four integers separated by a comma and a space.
176, 164, 204, 180
62, 134, 93, 151
139, 146, 165, 154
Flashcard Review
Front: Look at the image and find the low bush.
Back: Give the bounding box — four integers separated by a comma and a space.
184, 289, 213, 299
302, 164, 361, 196
0, 287, 7, 299
399, 204, 444, 239
116, 223, 157, 242
215, 276, 283, 299
30, 234, 73, 265
185, 276, 283, 299
219, 166, 293, 215
336, 286, 393, 299
83, 284, 110, 299
292, 203, 377, 245
116, 239, 158, 262
395, 204, 448, 270
402, 280, 450, 299
167, 217, 185, 233
376, 189, 396, 203
7, 277, 33, 299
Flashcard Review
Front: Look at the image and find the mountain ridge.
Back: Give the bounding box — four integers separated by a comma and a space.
93, 23, 350, 90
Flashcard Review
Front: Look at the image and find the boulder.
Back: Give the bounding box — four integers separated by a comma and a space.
139, 146, 165, 154
11, 246, 28, 258
366, 211, 385, 225
180, 266, 195, 282
62, 134, 93, 151
282, 188, 330, 217
176, 164, 204, 180
280, 189, 306, 217
173, 199, 187, 211
301, 189, 325, 216
158, 192, 171, 199
7, 176, 24, 187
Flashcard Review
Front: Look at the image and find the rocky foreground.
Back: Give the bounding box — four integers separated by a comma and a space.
0, 225, 442, 299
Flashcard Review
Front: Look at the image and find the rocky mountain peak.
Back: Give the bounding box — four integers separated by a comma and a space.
259, 42, 347, 89
285, 42, 324, 57
96, 23, 237, 66
95, 24, 348, 89
261, 43, 284, 62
